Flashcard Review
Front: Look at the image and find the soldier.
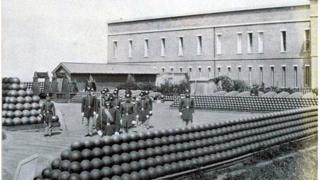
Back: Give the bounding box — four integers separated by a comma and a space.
179, 89, 195, 126
137, 91, 152, 129
100, 95, 121, 136
250, 84, 259, 96
145, 90, 153, 116
119, 92, 136, 133
112, 89, 121, 110
41, 93, 56, 136
81, 87, 98, 136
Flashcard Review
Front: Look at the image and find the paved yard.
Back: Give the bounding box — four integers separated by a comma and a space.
2, 102, 266, 180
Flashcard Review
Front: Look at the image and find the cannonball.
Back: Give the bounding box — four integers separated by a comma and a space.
101, 166, 113, 177
51, 158, 61, 169
10, 77, 20, 84
92, 147, 103, 158
129, 161, 140, 172
58, 171, 71, 180
121, 173, 131, 180
155, 165, 165, 177
111, 165, 122, 175
138, 159, 148, 169
8, 90, 18, 97
69, 173, 81, 180
111, 144, 122, 154
139, 169, 150, 180
21, 117, 29, 124
130, 171, 141, 180
50, 169, 61, 180
121, 163, 131, 174
102, 146, 112, 156
71, 141, 84, 151
19, 84, 27, 90
137, 140, 147, 149
92, 138, 104, 147
70, 150, 82, 161
79, 171, 91, 180
31, 103, 40, 110
81, 149, 93, 159
42, 167, 52, 178
119, 134, 130, 143
5, 119, 13, 126
26, 89, 33, 96
8, 97, 17, 104
14, 110, 23, 118
80, 159, 92, 171
9, 83, 19, 90
102, 156, 114, 167
138, 149, 147, 159
147, 167, 157, 179
70, 161, 82, 173
2, 103, 9, 110
146, 157, 156, 167
18, 90, 27, 97
83, 140, 94, 149
128, 133, 139, 141
23, 103, 32, 110
120, 143, 130, 152
32, 95, 40, 102
91, 158, 103, 169
111, 175, 121, 180
13, 117, 22, 125
60, 160, 71, 171
90, 169, 102, 180
25, 96, 33, 103
111, 135, 122, 144
129, 151, 139, 161
15, 103, 24, 111
112, 154, 122, 165
6, 111, 14, 119
61, 150, 72, 160
8, 104, 16, 111
128, 141, 139, 151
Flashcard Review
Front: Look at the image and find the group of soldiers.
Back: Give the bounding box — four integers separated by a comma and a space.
81, 87, 154, 137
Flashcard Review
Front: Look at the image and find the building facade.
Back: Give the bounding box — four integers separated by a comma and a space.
107, 2, 317, 91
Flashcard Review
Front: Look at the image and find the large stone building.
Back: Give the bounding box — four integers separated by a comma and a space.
107, 1, 317, 92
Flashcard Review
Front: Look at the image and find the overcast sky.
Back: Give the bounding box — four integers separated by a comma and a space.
2, 0, 308, 81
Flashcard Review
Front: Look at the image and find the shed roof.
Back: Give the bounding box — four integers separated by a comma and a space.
52, 62, 158, 75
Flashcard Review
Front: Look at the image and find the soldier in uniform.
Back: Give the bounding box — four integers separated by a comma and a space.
41, 93, 56, 136
81, 87, 98, 136
119, 92, 136, 133
145, 90, 153, 117
100, 94, 121, 136
179, 89, 195, 126
137, 91, 152, 129
112, 89, 121, 110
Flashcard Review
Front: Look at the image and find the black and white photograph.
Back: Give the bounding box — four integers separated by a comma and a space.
1, 0, 318, 179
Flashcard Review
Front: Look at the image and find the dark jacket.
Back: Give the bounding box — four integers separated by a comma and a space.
179, 97, 195, 121
81, 95, 97, 118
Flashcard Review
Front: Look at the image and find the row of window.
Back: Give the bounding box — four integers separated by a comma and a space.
158, 64, 311, 87
112, 29, 310, 58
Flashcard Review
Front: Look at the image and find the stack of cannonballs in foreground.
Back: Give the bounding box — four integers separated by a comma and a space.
35, 107, 317, 180
2, 77, 43, 127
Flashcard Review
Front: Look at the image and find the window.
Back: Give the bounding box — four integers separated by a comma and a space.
248, 66, 252, 86
178, 37, 184, 56
227, 66, 231, 76
282, 66, 286, 87
216, 34, 222, 55
144, 39, 149, 57
112, 41, 118, 58
258, 32, 264, 53
305, 65, 311, 87
208, 66, 212, 78
128, 40, 133, 58
161, 38, 166, 56
305, 29, 310, 52
197, 36, 202, 55
237, 66, 242, 80
179, 67, 183, 73
280, 30, 287, 52
270, 66, 275, 86
198, 66, 202, 77
247, 32, 253, 53
170, 66, 174, 72
189, 66, 192, 72
217, 66, 221, 76
294, 66, 298, 87
259, 66, 263, 83
161, 67, 165, 73
237, 33, 242, 54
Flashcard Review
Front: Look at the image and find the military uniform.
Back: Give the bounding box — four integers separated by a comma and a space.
120, 93, 136, 133
101, 103, 121, 136
179, 92, 195, 126
41, 95, 56, 136
137, 92, 151, 125
81, 89, 97, 136
145, 91, 153, 116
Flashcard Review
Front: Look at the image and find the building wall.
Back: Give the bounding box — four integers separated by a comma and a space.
107, 4, 312, 89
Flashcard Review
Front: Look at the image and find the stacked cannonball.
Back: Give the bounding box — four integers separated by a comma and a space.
2, 77, 43, 126
35, 107, 317, 180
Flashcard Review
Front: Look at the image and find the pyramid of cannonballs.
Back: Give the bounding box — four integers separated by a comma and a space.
2, 77, 43, 126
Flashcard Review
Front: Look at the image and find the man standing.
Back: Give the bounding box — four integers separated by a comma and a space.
41, 93, 56, 136
137, 91, 152, 129
112, 89, 121, 110
179, 89, 195, 126
81, 87, 98, 136
145, 90, 153, 117
101, 95, 121, 136
119, 92, 136, 133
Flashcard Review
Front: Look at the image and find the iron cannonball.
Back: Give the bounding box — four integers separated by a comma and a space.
70, 150, 82, 161
138, 149, 147, 159
6, 111, 14, 119
163, 164, 172, 175
83, 140, 94, 149
2, 103, 9, 110
25, 96, 33, 103
146, 157, 156, 167
155, 165, 165, 177
120, 152, 131, 163
120, 143, 130, 152
154, 156, 164, 166
5, 119, 13, 126
58, 171, 71, 180
70, 161, 82, 173
129, 161, 140, 172
23, 103, 32, 110
92, 138, 104, 147
79, 171, 91, 180
31, 103, 40, 110
145, 139, 153, 148
18, 90, 27, 97
111, 135, 122, 144
137, 132, 146, 140
91, 158, 103, 169
92, 147, 103, 158
145, 131, 155, 139
147, 167, 157, 179
49, 169, 60, 180
137, 140, 147, 149
61, 150, 72, 160
154, 146, 162, 156
111, 154, 122, 165
15, 103, 25, 111
128, 133, 139, 141
21, 117, 29, 125
80, 159, 93, 171
42, 167, 52, 178
51, 158, 61, 169
121, 163, 131, 174
128, 141, 139, 151
145, 148, 155, 157
129, 151, 139, 161
130, 171, 141, 180
71, 141, 84, 151
2, 110, 7, 118
101, 166, 113, 177
111, 144, 122, 154
8, 97, 17, 104
102, 146, 112, 156
90, 169, 102, 180
32, 95, 40, 102
138, 159, 148, 169
10, 77, 20, 84
30, 109, 39, 116
60, 160, 71, 171
19, 84, 27, 90
102, 156, 114, 167
13, 117, 22, 125
138, 169, 150, 180
26, 89, 34, 96
121, 173, 131, 180
111, 165, 122, 176
9, 83, 20, 90
69, 173, 81, 180
14, 110, 23, 118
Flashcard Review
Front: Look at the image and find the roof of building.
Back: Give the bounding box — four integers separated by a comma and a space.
52, 62, 159, 75
108, 1, 309, 24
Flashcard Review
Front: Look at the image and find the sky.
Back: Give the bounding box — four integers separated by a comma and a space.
2, 0, 309, 81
